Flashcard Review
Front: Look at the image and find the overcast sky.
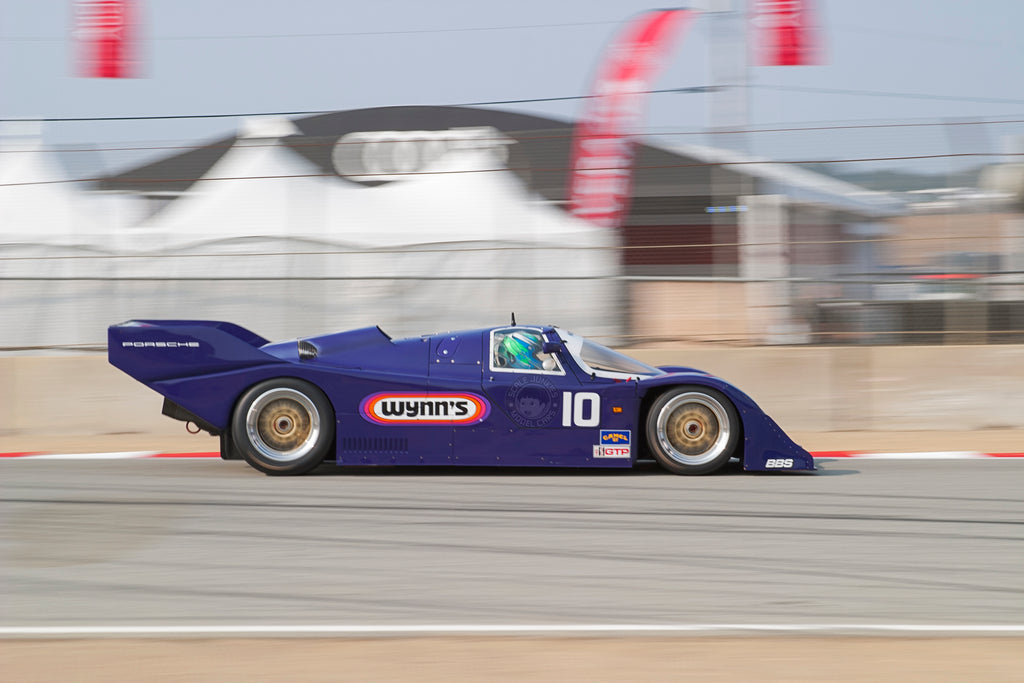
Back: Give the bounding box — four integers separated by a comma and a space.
1, 0, 1022, 173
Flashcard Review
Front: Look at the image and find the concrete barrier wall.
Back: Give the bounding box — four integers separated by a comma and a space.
636, 345, 1024, 432
2, 346, 1024, 438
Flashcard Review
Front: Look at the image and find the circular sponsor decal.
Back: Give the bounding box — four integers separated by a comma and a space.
504, 376, 560, 428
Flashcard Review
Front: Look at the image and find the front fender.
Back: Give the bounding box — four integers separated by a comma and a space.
638, 374, 814, 472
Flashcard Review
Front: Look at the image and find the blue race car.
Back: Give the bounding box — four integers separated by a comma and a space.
108, 320, 813, 476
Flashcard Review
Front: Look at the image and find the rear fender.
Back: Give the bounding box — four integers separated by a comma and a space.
149, 367, 325, 432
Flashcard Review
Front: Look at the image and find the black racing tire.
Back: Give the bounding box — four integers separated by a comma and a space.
645, 385, 740, 475
231, 378, 335, 476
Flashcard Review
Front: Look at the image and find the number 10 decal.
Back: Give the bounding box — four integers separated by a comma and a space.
562, 392, 600, 427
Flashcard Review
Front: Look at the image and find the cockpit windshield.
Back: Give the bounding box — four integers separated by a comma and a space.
559, 330, 664, 378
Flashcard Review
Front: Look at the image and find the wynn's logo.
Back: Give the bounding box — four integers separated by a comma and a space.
360, 392, 490, 425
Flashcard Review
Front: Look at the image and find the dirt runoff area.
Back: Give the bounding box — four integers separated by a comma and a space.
3, 636, 1023, 682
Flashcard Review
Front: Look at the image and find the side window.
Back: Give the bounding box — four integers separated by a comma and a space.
490, 327, 563, 374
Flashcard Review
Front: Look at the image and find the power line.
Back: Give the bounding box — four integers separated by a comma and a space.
5, 18, 1018, 50
4, 84, 1023, 124
5, 119, 1024, 157
1, 151, 1019, 189
752, 84, 1024, 106
0, 89, 711, 123
2, 232, 1021, 263
837, 24, 1018, 51
0, 110, 337, 123
0, 20, 620, 43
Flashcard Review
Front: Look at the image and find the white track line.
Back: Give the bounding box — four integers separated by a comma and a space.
2, 624, 1024, 637
19, 451, 161, 460
843, 451, 988, 460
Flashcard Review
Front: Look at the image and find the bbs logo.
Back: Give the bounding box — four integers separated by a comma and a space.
765, 458, 794, 469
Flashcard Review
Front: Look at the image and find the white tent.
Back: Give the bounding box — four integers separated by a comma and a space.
113, 117, 333, 253
127, 117, 610, 261
0, 123, 94, 247
8, 117, 621, 347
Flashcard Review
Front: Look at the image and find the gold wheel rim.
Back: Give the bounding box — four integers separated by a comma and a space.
655, 392, 731, 466
245, 388, 322, 463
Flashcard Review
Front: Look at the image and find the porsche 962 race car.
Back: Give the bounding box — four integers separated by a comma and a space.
108, 320, 814, 476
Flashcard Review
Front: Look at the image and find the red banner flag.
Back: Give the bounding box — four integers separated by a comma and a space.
568, 8, 695, 228
750, 0, 823, 66
73, 0, 139, 78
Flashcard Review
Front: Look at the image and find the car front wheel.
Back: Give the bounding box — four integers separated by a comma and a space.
646, 386, 740, 475
231, 378, 335, 475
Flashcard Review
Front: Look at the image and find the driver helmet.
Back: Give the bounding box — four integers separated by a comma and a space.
497, 330, 544, 369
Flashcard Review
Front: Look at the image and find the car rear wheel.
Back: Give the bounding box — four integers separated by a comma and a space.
646, 386, 740, 475
231, 378, 335, 475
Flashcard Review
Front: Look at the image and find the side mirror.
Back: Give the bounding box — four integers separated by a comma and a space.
542, 341, 562, 354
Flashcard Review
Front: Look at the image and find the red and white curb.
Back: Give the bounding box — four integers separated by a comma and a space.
1, 450, 1022, 460
0, 451, 219, 459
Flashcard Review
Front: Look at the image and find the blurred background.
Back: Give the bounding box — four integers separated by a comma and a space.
2, 1, 1023, 434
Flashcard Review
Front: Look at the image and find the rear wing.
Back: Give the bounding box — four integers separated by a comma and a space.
108, 320, 277, 384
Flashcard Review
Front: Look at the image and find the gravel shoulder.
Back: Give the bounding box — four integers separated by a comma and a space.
3, 637, 1024, 683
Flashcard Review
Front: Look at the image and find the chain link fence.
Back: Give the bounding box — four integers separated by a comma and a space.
2, 114, 1023, 351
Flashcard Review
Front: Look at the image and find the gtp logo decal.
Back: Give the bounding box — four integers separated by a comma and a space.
360, 393, 490, 426
595, 430, 631, 458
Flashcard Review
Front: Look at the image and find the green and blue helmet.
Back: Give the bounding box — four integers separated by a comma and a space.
497, 330, 544, 370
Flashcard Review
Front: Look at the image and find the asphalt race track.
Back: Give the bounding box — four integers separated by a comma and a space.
2, 457, 1023, 631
